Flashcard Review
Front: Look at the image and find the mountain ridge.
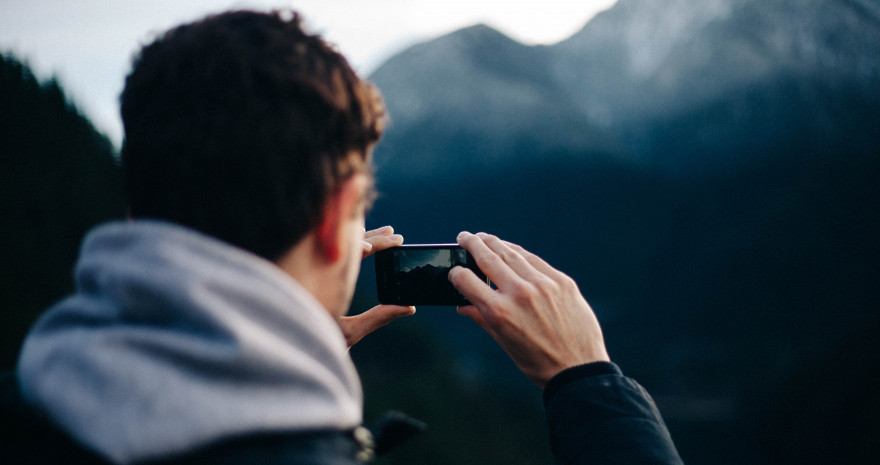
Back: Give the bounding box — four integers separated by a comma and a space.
369, 0, 880, 177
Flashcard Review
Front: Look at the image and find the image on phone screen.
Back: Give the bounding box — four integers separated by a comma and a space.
375, 244, 486, 306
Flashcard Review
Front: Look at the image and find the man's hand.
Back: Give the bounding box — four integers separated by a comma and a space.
361, 225, 403, 259
341, 304, 416, 347
340, 226, 415, 347
449, 232, 610, 388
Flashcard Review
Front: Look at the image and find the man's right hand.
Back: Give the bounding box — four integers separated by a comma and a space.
448, 232, 610, 389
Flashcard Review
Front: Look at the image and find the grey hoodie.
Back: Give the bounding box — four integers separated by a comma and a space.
17, 220, 362, 464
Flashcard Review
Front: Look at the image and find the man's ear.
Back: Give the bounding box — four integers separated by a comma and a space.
315, 175, 366, 263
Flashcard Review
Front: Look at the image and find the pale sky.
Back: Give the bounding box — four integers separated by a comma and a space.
0, 0, 618, 146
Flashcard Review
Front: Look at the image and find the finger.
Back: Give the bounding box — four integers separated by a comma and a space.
366, 233, 404, 250
456, 232, 521, 290
476, 233, 545, 283
365, 225, 394, 239
448, 265, 499, 310
342, 305, 416, 346
456, 305, 490, 333
503, 240, 569, 282
356, 305, 416, 328
362, 233, 404, 258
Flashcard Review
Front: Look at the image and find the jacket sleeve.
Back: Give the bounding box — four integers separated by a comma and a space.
543, 362, 683, 465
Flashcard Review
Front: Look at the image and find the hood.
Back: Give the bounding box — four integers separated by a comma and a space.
17, 220, 362, 464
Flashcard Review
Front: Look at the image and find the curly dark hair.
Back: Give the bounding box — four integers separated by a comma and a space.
120, 10, 385, 260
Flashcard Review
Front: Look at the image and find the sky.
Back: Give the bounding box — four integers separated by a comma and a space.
0, 0, 618, 146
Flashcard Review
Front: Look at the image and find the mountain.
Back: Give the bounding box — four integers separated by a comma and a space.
369, 0, 880, 176
369, 24, 613, 177
358, 1, 880, 464
553, 0, 880, 122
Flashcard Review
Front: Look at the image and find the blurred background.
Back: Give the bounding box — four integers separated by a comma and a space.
2, 1, 878, 464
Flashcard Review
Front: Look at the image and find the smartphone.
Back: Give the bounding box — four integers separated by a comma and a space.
375, 244, 488, 306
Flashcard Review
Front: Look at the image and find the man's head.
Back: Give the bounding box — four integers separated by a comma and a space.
120, 10, 385, 262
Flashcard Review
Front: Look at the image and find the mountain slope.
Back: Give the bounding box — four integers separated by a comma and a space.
370, 24, 615, 176
369, 0, 880, 176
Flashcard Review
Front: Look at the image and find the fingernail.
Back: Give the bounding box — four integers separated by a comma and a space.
457, 231, 470, 241
362, 242, 373, 252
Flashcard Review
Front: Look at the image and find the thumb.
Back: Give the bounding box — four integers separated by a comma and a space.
341, 305, 416, 347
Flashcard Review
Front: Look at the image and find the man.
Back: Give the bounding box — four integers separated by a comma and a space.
10, 10, 681, 465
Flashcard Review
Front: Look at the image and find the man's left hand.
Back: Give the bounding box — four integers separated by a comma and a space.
340, 226, 415, 347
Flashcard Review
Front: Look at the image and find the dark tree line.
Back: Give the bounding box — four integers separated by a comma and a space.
0, 52, 124, 368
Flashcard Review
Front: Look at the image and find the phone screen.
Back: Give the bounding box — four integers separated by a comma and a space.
375, 244, 486, 306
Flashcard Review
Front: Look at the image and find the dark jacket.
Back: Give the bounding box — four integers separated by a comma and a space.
2, 362, 681, 465
544, 362, 683, 464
